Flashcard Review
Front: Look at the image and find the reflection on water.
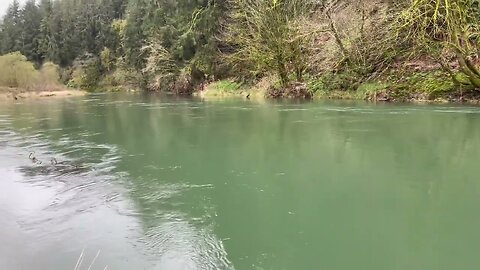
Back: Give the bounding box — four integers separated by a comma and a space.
1, 94, 480, 270
0, 101, 232, 270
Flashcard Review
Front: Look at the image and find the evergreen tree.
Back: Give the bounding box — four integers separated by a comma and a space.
0, 0, 243, 90
20, 0, 42, 63
1, 0, 22, 53
123, 0, 147, 70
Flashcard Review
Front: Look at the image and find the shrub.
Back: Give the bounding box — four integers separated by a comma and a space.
98, 67, 146, 91
142, 40, 180, 91
0, 52, 39, 89
39, 62, 62, 89
223, 0, 313, 86
68, 54, 103, 89
100, 47, 115, 72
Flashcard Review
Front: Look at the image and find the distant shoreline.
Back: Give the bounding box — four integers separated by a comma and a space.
0, 87, 87, 101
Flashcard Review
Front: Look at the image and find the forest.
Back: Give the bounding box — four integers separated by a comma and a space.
1, 0, 480, 101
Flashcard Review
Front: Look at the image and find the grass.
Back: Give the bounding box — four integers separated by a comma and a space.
198, 79, 246, 98
197, 70, 463, 103
405, 71, 456, 97
312, 82, 389, 100
309, 69, 459, 102
207, 80, 242, 93
197, 77, 275, 100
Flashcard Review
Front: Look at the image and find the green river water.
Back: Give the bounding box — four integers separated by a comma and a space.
1, 93, 480, 270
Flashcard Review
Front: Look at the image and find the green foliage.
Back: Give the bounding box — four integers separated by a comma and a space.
100, 47, 115, 72
39, 61, 60, 85
0, 0, 478, 97
209, 80, 242, 93
310, 71, 457, 101
0, 52, 39, 88
223, 0, 313, 86
142, 41, 179, 91
1, 0, 127, 67
307, 70, 365, 93
1, 0, 22, 54
0, 52, 62, 90
98, 66, 145, 90
356, 82, 389, 94
394, 0, 480, 88
306, 77, 327, 94
67, 54, 103, 89
122, 0, 147, 70
385, 71, 457, 100
20, 0, 43, 63
408, 72, 455, 94
307, 71, 387, 100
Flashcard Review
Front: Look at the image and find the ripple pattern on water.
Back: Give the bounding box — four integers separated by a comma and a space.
0, 114, 234, 269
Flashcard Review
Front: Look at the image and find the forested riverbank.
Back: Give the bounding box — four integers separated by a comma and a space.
1, 0, 480, 102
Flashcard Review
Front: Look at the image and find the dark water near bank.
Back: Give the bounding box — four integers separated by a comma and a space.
1, 93, 480, 270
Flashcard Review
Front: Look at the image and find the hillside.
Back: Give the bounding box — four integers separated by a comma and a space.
1, 0, 479, 102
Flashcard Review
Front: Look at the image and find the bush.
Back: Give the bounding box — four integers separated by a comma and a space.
100, 47, 115, 72
67, 54, 103, 89
39, 62, 62, 90
0, 52, 39, 89
98, 67, 146, 91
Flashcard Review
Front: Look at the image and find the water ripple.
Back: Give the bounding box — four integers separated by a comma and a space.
0, 126, 233, 269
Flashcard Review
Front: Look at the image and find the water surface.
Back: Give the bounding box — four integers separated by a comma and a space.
1, 93, 480, 270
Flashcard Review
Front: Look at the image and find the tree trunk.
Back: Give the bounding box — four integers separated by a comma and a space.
326, 10, 349, 62
277, 59, 288, 87
457, 50, 480, 89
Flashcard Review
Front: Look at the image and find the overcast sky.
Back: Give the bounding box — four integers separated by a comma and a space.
0, 0, 26, 18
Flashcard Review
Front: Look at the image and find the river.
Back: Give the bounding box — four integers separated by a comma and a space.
1, 93, 480, 270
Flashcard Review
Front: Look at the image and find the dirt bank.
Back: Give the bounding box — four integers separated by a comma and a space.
0, 87, 87, 101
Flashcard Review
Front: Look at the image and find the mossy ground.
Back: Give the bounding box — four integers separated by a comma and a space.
196, 79, 268, 100
308, 69, 478, 103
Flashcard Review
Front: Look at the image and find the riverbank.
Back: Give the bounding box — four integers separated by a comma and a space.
313, 88, 480, 104
0, 87, 87, 101
194, 70, 480, 104
309, 70, 480, 104
3, 72, 477, 105
194, 78, 269, 100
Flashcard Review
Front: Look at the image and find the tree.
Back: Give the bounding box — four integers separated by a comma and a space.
395, 0, 480, 88
223, 0, 313, 86
123, 0, 147, 70
1, 0, 22, 53
20, 0, 43, 63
